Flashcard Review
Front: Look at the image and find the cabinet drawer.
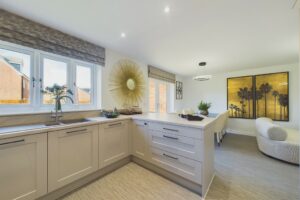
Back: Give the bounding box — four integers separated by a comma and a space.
148, 122, 203, 139
150, 148, 202, 184
149, 130, 203, 161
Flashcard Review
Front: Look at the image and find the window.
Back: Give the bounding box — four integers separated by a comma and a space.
0, 47, 32, 105
42, 57, 68, 104
75, 64, 92, 104
148, 78, 175, 113
0, 40, 99, 114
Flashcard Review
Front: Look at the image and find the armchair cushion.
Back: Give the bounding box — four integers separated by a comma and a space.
256, 118, 287, 141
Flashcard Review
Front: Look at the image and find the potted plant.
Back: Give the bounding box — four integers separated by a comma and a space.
41, 84, 74, 111
198, 101, 211, 116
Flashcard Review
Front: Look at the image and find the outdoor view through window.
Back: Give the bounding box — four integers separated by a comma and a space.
0, 46, 93, 108
0, 48, 31, 104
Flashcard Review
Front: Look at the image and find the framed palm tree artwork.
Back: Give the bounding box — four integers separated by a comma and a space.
255, 72, 289, 121
227, 76, 254, 119
227, 72, 289, 121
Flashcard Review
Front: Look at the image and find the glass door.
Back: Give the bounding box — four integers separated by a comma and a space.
148, 78, 173, 113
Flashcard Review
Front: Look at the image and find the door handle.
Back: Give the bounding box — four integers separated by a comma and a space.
0, 139, 25, 148
163, 153, 178, 160
163, 135, 179, 140
163, 128, 179, 132
66, 129, 87, 134
108, 122, 122, 127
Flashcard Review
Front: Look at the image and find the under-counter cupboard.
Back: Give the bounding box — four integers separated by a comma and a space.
0, 133, 47, 200
48, 125, 99, 192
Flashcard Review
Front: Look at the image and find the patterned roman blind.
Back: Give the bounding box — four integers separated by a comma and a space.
0, 9, 105, 66
148, 65, 176, 83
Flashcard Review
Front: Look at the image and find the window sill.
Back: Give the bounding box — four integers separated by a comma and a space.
0, 108, 102, 117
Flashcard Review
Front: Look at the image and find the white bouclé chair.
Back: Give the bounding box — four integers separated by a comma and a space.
255, 118, 300, 165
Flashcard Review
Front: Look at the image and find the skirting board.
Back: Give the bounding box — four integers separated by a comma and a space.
38, 156, 131, 200
38, 156, 209, 200
226, 128, 256, 137
132, 156, 203, 196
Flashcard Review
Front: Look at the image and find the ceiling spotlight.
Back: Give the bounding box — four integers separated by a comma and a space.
164, 6, 170, 13
199, 62, 207, 67
121, 32, 126, 38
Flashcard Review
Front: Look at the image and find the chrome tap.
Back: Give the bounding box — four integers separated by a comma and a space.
51, 96, 74, 124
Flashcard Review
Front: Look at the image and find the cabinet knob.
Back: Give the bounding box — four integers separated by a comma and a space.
144, 122, 148, 125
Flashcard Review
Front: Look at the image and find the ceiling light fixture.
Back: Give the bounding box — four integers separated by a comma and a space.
199, 62, 207, 67
121, 32, 126, 38
164, 6, 170, 13
193, 75, 212, 81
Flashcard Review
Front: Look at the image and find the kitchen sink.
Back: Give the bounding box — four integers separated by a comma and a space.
61, 118, 91, 124
44, 118, 91, 126
44, 122, 62, 126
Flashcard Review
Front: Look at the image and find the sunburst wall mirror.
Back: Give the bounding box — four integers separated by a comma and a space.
109, 59, 145, 108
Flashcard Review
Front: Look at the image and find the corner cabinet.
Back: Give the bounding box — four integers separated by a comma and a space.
0, 133, 47, 200
132, 120, 149, 161
48, 125, 99, 192
99, 120, 129, 168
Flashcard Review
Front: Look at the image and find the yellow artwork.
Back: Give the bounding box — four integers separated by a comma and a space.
256, 72, 288, 121
109, 59, 145, 108
227, 76, 254, 119
227, 72, 289, 121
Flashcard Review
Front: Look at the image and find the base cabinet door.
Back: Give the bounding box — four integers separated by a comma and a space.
0, 133, 47, 200
99, 120, 129, 168
48, 125, 98, 192
132, 120, 149, 160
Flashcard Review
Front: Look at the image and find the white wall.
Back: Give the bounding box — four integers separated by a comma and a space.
182, 63, 299, 136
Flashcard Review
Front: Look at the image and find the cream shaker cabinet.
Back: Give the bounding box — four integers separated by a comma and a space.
48, 125, 98, 192
99, 120, 129, 168
0, 133, 47, 200
132, 120, 149, 161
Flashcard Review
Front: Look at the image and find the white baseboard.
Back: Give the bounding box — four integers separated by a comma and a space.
226, 129, 256, 137
202, 173, 215, 200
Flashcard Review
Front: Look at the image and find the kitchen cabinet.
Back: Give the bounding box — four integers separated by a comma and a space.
132, 120, 149, 161
99, 120, 129, 168
48, 125, 98, 192
0, 133, 47, 200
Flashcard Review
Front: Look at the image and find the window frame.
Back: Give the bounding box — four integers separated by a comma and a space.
0, 42, 35, 112
72, 60, 97, 109
0, 40, 99, 114
148, 78, 175, 113
39, 52, 72, 111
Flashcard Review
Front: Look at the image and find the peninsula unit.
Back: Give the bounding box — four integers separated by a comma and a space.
0, 113, 216, 199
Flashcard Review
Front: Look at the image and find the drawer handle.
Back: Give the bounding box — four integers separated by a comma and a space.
108, 122, 122, 127
66, 129, 87, 134
163, 135, 179, 140
163, 153, 178, 160
0, 139, 25, 147
163, 128, 179, 132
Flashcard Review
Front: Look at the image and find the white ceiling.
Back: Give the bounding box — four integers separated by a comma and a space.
0, 0, 298, 76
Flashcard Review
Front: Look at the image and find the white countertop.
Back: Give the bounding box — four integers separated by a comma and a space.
0, 113, 216, 140
132, 113, 216, 129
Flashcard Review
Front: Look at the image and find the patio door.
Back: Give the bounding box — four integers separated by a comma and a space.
149, 78, 174, 113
